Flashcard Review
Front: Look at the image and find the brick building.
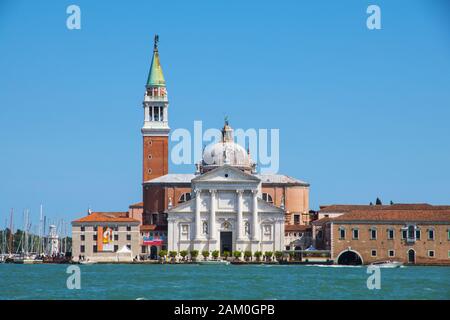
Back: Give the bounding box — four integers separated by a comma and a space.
313, 204, 450, 265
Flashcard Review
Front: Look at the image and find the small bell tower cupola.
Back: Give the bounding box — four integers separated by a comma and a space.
141, 35, 170, 182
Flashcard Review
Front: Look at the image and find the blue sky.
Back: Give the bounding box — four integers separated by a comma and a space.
0, 0, 449, 230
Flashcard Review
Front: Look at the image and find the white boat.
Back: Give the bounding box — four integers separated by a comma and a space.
79, 260, 97, 265
370, 260, 403, 268
198, 259, 230, 265
13, 255, 43, 264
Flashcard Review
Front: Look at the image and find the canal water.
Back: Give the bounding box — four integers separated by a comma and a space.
0, 264, 449, 300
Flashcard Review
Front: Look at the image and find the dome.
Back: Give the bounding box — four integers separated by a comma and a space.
197, 119, 256, 174
202, 141, 250, 168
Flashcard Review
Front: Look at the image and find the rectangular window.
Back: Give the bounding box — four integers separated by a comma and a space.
94, 226, 98, 231
416, 230, 421, 240
141, 246, 146, 254
114, 245, 119, 252
428, 229, 434, 240
127, 234, 131, 241
428, 250, 435, 257
152, 214, 158, 224
339, 228, 345, 240
160, 107, 164, 121
388, 250, 395, 257
294, 215, 300, 224
370, 228, 377, 240
371, 250, 377, 257
80, 235, 85, 241
93, 234, 97, 241
80, 226, 85, 232
93, 245, 98, 253
402, 229, 407, 239
352, 229, 359, 240
154, 107, 159, 121
114, 234, 119, 241
387, 229, 394, 240
448, 230, 450, 240
149, 107, 153, 121
127, 225, 131, 232
448, 250, 450, 259
126, 244, 131, 250
80, 245, 85, 253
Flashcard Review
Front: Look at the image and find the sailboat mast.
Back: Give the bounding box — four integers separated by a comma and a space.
39, 204, 43, 255
8, 209, 14, 255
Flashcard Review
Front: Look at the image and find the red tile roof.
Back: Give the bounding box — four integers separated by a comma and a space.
129, 201, 144, 208
73, 212, 140, 223
319, 203, 447, 213
332, 209, 450, 223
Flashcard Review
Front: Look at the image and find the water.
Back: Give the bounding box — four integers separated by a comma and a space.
0, 264, 449, 300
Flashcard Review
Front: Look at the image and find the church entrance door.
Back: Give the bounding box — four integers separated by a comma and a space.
220, 231, 232, 255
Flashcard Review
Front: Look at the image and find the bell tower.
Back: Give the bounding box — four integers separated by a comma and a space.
142, 35, 169, 182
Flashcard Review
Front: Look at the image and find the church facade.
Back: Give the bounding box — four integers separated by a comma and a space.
141, 36, 310, 256
71, 36, 312, 261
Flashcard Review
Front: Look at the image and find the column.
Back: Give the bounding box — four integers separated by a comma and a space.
236, 190, 244, 240
252, 190, 259, 241
194, 188, 202, 240
209, 190, 216, 240
163, 106, 168, 123
144, 105, 150, 122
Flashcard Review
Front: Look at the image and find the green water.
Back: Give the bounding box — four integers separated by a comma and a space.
0, 264, 449, 300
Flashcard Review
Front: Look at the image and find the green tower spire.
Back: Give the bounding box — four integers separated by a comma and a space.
146, 35, 166, 87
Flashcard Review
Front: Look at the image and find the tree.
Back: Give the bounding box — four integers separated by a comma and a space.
375, 197, 382, 205
244, 251, 252, 262
159, 249, 167, 258
201, 250, 210, 261
254, 251, 262, 262
223, 251, 230, 260
212, 250, 219, 260
288, 251, 295, 261
233, 251, 242, 261
190, 250, 199, 261
180, 250, 188, 261
169, 251, 177, 263
390, 200, 394, 205
264, 251, 273, 262
274, 251, 283, 261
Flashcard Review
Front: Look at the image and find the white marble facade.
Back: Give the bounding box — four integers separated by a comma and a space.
167, 165, 285, 254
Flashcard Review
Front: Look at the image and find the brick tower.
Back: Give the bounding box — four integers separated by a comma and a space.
142, 35, 169, 182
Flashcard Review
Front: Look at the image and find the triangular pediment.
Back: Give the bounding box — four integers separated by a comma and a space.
168, 198, 194, 213
192, 165, 260, 183
257, 198, 285, 213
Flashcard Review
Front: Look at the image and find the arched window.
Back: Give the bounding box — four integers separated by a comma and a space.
178, 193, 192, 204
262, 193, 273, 204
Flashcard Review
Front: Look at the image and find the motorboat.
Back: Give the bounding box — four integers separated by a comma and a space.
370, 260, 403, 268
13, 255, 43, 264
198, 259, 230, 265
79, 259, 97, 265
